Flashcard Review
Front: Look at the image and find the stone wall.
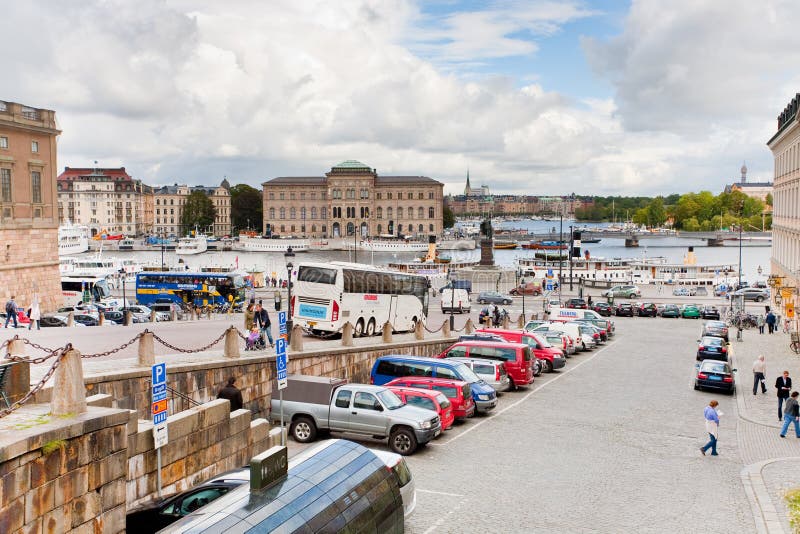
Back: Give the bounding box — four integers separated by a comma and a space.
0, 406, 130, 534
0, 227, 62, 313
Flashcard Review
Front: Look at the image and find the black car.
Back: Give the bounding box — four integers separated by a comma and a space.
697, 336, 728, 361
694, 360, 735, 393
702, 320, 729, 342
73, 313, 99, 326
40, 315, 68, 327
701, 306, 720, 320
565, 298, 587, 309
126, 469, 249, 532
637, 303, 658, 317
615, 303, 634, 317
591, 302, 613, 317
103, 311, 125, 324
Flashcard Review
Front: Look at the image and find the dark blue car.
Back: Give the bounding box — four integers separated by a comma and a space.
371, 355, 498, 413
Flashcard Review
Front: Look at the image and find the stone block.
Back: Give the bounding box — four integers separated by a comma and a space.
130, 428, 155, 456
70, 491, 101, 528
161, 458, 185, 487
101, 504, 126, 534
162, 436, 188, 465
0, 497, 24, 532
54, 467, 88, 508
2, 464, 30, 508
166, 409, 200, 441
85, 394, 113, 408
24, 480, 55, 525
100, 478, 126, 510
87, 450, 126, 492
71, 518, 101, 534
63, 436, 89, 473
229, 409, 251, 436
0, 457, 21, 479
249, 419, 269, 445
199, 399, 230, 428
20, 516, 42, 534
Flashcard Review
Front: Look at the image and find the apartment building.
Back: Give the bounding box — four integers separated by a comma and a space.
152, 181, 231, 237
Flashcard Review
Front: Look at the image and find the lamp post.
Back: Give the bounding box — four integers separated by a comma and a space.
517, 266, 526, 319
558, 212, 563, 302
448, 270, 455, 330
118, 268, 127, 325
569, 224, 574, 291
738, 221, 743, 290
284, 247, 295, 341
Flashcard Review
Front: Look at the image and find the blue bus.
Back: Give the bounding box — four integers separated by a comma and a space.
135, 272, 246, 307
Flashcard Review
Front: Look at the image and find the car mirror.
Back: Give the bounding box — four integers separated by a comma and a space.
732, 369, 737, 373
374, 403, 383, 411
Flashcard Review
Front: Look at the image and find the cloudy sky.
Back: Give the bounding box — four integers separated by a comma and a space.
2, 0, 798, 195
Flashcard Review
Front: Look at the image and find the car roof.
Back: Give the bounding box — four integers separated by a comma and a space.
452, 339, 528, 349
385, 386, 443, 398
447, 356, 502, 366
700, 360, 730, 369
387, 376, 468, 386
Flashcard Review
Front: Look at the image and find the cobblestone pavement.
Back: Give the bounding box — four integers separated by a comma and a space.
761, 458, 800, 533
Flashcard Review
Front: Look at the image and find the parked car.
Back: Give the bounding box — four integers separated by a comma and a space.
458, 332, 508, 344
637, 302, 658, 317
682, 304, 701, 319
615, 303, 634, 317
385, 377, 475, 421
591, 302, 613, 316
509, 282, 542, 296
539, 330, 574, 356
476, 291, 512, 305
445, 357, 511, 393
565, 298, 588, 309
661, 304, 681, 318
524, 320, 548, 331
372, 355, 498, 414
702, 320, 729, 342
694, 360, 736, 393
474, 328, 566, 374
151, 302, 186, 320
73, 313, 99, 326
672, 287, 692, 296
575, 319, 608, 341
271, 375, 441, 455
387, 387, 455, 431
694, 286, 709, 296
126, 467, 249, 532
697, 336, 729, 361
439, 340, 534, 389
701, 305, 720, 320
602, 285, 641, 298
370, 449, 417, 519
534, 322, 593, 352
730, 287, 770, 302
39, 314, 69, 328
102, 311, 126, 324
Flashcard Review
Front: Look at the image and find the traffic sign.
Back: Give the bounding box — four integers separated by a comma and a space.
275, 338, 288, 390
152, 363, 166, 387
153, 411, 167, 425
151, 362, 169, 447
153, 424, 168, 449
278, 310, 288, 339
545, 281, 554, 291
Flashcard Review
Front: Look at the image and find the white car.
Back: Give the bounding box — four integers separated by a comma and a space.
371, 449, 416, 518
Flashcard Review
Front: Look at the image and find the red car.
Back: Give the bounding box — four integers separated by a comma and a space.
387, 386, 455, 431
439, 340, 534, 389
475, 328, 566, 373
385, 377, 475, 421
2, 306, 31, 327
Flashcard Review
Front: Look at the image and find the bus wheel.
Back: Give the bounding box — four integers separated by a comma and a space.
354, 319, 365, 337
366, 319, 376, 336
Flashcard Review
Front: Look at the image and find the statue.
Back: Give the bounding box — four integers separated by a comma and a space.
479, 218, 494, 266
480, 219, 493, 239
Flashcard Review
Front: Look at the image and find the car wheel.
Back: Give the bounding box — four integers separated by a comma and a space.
756, 296, 764, 302
533, 360, 542, 376
508, 377, 517, 391
389, 427, 418, 456
291, 416, 317, 443
365, 319, 376, 336
694, 383, 700, 391
544, 359, 554, 373
629, 293, 636, 298
354, 319, 364, 337
479, 299, 486, 304
503, 300, 511, 305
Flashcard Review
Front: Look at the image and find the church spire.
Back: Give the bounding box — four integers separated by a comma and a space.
464, 169, 471, 196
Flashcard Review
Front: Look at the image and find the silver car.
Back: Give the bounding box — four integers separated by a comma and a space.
447, 357, 512, 393
731, 287, 770, 302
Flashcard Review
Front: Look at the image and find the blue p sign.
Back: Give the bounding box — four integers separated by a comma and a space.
152, 363, 166, 386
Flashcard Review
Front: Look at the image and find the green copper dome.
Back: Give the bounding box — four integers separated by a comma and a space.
332, 160, 370, 169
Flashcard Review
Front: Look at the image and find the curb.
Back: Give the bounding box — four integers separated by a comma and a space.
731, 346, 782, 429
741, 457, 800, 534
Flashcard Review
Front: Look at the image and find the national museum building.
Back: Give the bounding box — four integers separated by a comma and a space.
261, 160, 444, 239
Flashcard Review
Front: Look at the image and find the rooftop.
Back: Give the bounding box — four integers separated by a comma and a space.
332, 159, 370, 169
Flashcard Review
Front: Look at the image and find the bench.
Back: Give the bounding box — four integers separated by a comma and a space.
0, 362, 13, 408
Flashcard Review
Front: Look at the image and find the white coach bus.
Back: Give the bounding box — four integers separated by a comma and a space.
292, 261, 429, 337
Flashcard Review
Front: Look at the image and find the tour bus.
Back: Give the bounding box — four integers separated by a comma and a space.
163, 439, 405, 533
293, 261, 429, 337
61, 275, 112, 306
134, 271, 246, 308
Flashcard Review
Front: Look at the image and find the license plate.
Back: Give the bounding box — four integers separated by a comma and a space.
708, 375, 722, 381
434, 428, 441, 437
708, 348, 718, 352
308, 321, 316, 327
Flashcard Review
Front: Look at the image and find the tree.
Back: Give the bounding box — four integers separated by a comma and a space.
766, 192, 773, 207
443, 205, 455, 229
181, 191, 217, 235
230, 184, 263, 233
647, 197, 667, 227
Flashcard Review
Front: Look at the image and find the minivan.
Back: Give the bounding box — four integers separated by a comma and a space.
475, 328, 566, 374
439, 340, 534, 388
445, 357, 511, 393
385, 377, 475, 420
548, 307, 605, 322
440, 288, 471, 314
372, 356, 497, 413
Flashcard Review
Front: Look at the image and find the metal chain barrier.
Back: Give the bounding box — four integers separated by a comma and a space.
150, 328, 230, 353
423, 322, 445, 334
81, 332, 144, 359
2, 335, 61, 359
0, 344, 72, 419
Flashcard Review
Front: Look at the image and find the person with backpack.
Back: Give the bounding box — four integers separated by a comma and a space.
4, 296, 18, 328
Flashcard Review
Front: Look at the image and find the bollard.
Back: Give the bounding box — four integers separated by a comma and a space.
464, 318, 474, 334
502, 315, 510, 329
138, 331, 155, 367
124, 310, 132, 326
150, 309, 157, 323
67, 311, 74, 327
170, 309, 177, 322
342, 322, 354, 347
531, 312, 539, 321
414, 320, 424, 340
382, 321, 393, 343
52, 348, 87, 416
290, 324, 304, 351
98, 313, 104, 326
224, 327, 241, 359
517, 314, 525, 328
7, 338, 26, 357
442, 320, 451, 338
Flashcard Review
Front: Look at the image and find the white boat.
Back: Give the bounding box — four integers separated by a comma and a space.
58, 223, 90, 255
61, 257, 118, 277
237, 237, 310, 252
175, 235, 208, 255
357, 238, 429, 252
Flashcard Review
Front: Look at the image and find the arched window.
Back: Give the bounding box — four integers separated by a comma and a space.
300, 207, 306, 219
360, 222, 368, 237
346, 222, 355, 235
280, 225, 285, 232
290, 207, 296, 219
269, 208, 275, 218
377, 224, 382, 234
429, 207, 435, 218
311, 224, 317, 232
418, 224, 423, 233
407, 208, 413, 220
398, 224, 403, 234
311, 207, 317, 219
279, 207, 286, 219
398, 207, 404, 219
418, 207, 424, 219
429, 223, 434, 231
387, 207, 393, 219
321, 207, 327, 219
377, 207, 383, 219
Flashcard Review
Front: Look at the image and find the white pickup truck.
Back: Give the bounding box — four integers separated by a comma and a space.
270, 375, 441, 455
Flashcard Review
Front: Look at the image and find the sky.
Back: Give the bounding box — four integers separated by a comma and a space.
2, 0, 799, 196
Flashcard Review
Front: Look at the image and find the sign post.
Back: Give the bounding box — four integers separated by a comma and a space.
151, 363, 168, 498
276, 312, 288, 445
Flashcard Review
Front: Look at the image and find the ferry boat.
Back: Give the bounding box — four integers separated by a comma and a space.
60, 257, 118, 277
175, 235, 208, 255
237, 237, 310, 252
493, 240, 518, 250
357, 237, 429, 252
58, 223, 90, 255
118, 238, 135, 250
521, 240, 566, 250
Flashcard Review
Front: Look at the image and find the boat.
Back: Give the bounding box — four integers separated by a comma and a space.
521, 241, 567, 250
581, 238, 601, 244
92, 228, 124, 241
58, 223, 90, 255
61, 257, 118, 277
118, 238, 135, 250
175, 235, 208, 255
237, 237, 310, 252
493, 240, 518, 250
357, 237, 429, 252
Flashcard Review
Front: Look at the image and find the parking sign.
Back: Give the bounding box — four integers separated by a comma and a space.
275, 338, 288, 390
151, 363, 168, 447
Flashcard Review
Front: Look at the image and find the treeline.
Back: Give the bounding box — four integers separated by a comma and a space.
575, 190, 772, 231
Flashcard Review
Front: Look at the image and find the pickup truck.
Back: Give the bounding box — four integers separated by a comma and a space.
270, 375, 441, 455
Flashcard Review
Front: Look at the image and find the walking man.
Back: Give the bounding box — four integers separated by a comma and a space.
757, 314, 765, 334
4, 295, 18, 328
766, 310, 777, 334
217, 377, 244, 411
752, 355, 767, 395
776, 370, 793, 421
780, 391, 800, 438
256, 301, 274, 348
700, 400, 720, 456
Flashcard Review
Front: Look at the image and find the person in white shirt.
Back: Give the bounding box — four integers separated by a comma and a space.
752, 355, 767, 395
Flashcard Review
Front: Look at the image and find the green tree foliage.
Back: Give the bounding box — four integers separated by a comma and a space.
230, 184, 263, 233
180, 191, 217, 234
443, 205, 456, 228
766, 192, 773, 206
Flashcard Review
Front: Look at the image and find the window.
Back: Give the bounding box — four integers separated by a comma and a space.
418, 207, 424, 219
435, 366, 459, 380
418, 224, 423, 233
301, 192, 305, 200
418, 192, 423, 199
1, 168, 11, 202
280, 192, 285, 200
301, 207, 306, 219
335, 390, 352, 408
397, 207, 403, 219
269, 208, 275, 218
31, 171, 42, 203
321, 207, 327, 219
397, 192, 403, 200
290, 207, 296, 219
376, 193, 382, 200
346, 222, 354, 235
279, 207, 286, 219
387, 207, 393, 219
290, 192, 295, 200
311, 207, 317, 219
377, 224, 382, 233
360, 206, 369, 218
377, 207, 382, 219
406, 396, 436, 412
0, 137, 7, 149
429, 223, 434, 231
353, 392, 379, 410
429, 191, 434, 199
31, 140, 39, 153
269, 193, 274, 200
429, 207, 435, 218
387, 192, 392, 200
445, 347, 467, 359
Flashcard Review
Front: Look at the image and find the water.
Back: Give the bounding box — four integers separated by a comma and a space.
78, 219, 772, 282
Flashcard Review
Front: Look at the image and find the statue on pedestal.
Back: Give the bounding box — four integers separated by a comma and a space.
479, 218, 494, 266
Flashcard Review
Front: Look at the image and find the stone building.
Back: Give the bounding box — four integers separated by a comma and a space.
56, 166, 154, 236
724, 162, 773, 208
767, 93, 800, 321
261, 160, 444, 238
152, 181, 231, 237
0, 100, 62, 312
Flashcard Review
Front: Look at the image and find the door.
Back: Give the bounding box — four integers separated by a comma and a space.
328, 389, 352, 431
388, 295, 398, 327
349, 392, 387, 435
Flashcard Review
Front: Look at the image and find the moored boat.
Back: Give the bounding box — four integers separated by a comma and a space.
175, 235, 208, 255
58, 223, 90, 255
521, 240, 567, 250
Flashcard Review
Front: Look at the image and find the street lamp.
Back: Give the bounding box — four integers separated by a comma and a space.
284, 246, 295, 341
118, 268, 127, 325
517, 266, 526, 319
448, 270, 456, 330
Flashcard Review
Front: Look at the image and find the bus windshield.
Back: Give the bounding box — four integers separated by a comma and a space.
297, 266, 337, 285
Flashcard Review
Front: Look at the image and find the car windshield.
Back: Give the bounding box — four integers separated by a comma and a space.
702, 362, 729, 373
702, 337, 723, 346
376, 390, 404, 410
452, 363, 480, 383
665, 305, 678, 310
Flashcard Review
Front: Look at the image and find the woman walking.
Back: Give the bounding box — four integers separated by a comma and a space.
757, 314, 765, 334
700, 400, 720, 456
28, 294, 41, 330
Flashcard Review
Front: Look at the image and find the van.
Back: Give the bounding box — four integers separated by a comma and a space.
549, 307, 604, 322
438, 340, 533, 388
440, 288, 470, 314
439, 279, 472, 294
536, 322, 594, 351
475, 328, 566, 373
371, 355, 498, 413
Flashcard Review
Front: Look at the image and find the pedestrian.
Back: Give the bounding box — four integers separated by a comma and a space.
216, 377, 243, 411
766, 310, 777, 334
776, 370, 793, 421
244, 301, 256, 331
587, 295, 593, 306
757, 314, 765, 334
780, 391, 800, 438
4, 295, 18, 329
752, 355, 767, 395
256, 301, 274, 348
700, 400, 720, 456
28, 294, 41, 331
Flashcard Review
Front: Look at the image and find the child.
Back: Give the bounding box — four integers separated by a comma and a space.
246, 326, 260, 350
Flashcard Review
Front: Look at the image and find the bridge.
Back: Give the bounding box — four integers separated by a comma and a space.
499, 230, 772, 247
